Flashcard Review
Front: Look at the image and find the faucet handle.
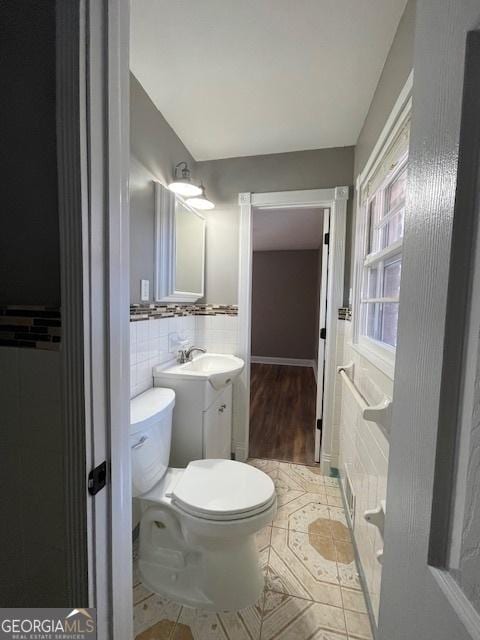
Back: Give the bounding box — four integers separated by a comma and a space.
177, 349, 188, 364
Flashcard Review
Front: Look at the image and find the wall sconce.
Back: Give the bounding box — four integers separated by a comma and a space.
187, 184, 215, 210
167, 161, 202, 197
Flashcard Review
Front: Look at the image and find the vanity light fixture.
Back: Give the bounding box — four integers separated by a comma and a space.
167, 161, 202, 197
187, 184, 215, 210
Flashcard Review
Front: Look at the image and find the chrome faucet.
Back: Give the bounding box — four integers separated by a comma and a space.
178, 346, 206, 364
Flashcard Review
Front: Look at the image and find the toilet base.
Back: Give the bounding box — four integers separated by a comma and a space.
138, 504, 268, 612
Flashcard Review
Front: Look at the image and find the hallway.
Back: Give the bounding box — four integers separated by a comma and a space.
249, 363, 317, 466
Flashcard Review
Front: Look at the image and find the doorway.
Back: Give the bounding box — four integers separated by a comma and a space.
237, 188, 348, 471
248, 207, 328, 465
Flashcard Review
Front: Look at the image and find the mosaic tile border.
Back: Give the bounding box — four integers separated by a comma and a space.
130, 303, 238, 322
338, 307, 352, 321
0, 306, 62, 350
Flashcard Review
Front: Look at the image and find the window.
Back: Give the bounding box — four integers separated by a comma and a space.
360, 159, 407, 350
354, 92, 411, 372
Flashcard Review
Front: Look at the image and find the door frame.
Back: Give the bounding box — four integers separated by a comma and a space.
57, 1, 131, 638
237, 188, 348, 472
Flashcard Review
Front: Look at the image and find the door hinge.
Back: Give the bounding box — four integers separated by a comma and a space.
320, 327, 326, 340
317, 418, 322, 431
88, 460, 107, 496
324, 232, 330, 245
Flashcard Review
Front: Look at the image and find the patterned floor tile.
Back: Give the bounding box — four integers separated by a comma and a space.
287, 499, 332, 534
261, 590, 347, 639
335, 540, 362, 591
247, 459, 279, 475
267, 527, 342, 605
327, 508, 351, 541
344, 609, 373, 639
325, 485, 342, 498
326, 494, 344, 508
341, 588, 367, 614
133, 458, 370, 640
269, 467, 314, 508
257, 526, 272, 577
134, 594, 182, 639
276, 463, 327, 494
134, 580, 155, 607
171, 597, 264, 640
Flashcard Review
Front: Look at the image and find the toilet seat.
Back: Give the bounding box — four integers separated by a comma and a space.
171, 459, 276, 522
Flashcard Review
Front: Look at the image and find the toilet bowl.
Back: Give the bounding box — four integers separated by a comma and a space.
131, 388, 277, 612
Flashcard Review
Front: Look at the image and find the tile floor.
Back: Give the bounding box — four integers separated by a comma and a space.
133, 459, 373, 640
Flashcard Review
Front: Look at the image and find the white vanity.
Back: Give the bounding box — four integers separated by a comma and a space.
153, 353, 244, 467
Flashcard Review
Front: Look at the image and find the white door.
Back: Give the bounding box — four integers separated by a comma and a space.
314, 210, 330, 462
378, 5, 480, 639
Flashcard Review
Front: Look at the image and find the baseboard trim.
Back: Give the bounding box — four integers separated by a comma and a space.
233, 442, 248, 462
251, 356, 317, 369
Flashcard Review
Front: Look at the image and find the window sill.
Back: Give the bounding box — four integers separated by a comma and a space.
351, 340, 395, 380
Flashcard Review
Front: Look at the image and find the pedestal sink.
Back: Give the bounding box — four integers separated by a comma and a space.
155, 353, 244, 390
153, 353, 244, 466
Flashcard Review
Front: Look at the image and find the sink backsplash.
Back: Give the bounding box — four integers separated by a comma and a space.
130, 304, 239, 399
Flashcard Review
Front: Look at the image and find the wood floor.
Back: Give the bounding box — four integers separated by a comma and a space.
249, 363, 317, 466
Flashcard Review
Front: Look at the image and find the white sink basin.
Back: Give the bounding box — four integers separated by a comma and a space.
155, 353, 244, 390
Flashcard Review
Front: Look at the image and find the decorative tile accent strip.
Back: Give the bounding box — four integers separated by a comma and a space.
130, 303, 238, 322
0, 305, 62, 350
338, 307, 352, 321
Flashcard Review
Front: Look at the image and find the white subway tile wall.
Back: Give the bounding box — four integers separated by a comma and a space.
129, 314, 239, 398
334, 320, 391, 626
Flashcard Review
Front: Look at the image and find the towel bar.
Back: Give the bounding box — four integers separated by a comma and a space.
337, 363, 392, 436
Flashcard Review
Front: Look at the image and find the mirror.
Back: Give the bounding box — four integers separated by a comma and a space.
154, 182, 206, 302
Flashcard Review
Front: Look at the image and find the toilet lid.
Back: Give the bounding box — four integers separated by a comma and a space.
171, 459, 275, 520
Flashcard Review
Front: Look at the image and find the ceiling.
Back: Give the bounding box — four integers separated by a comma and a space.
252, 207, 325, 251
130, 0, 407, 161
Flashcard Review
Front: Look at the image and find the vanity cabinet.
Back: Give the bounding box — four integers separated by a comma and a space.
203, 386, 232, 460
153, 368, 234, 467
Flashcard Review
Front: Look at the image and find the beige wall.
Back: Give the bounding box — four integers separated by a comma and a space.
251, 250, 320, 360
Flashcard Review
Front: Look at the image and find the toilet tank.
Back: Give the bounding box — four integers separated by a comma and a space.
130, 387, 175, 497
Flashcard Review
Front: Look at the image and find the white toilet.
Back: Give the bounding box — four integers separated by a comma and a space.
131, 387, 277, 612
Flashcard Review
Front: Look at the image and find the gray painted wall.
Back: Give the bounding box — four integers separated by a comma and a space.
252, 250, 320, 360
0, 1, 68, 607
354, 0, 416, 178
350, 0, 416, 290
130, 73, 354, 305
130, 157, 156, 304
0, 0, 60, 306
130, 1, 415, 308
197, 148, 354, 304
130, 74, 197, 303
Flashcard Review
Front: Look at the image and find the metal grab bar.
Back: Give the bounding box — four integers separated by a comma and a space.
337, 363, 392, 437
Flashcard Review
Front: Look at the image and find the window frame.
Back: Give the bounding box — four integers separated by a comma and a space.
360, 157, 407, 347
352, 88, 412, 379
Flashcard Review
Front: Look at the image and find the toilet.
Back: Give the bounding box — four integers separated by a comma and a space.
131, 387, 277, 612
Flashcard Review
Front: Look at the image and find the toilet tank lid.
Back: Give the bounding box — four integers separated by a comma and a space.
130, 387, 175, 431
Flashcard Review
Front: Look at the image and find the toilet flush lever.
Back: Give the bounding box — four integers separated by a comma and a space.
131, 435, 148, 450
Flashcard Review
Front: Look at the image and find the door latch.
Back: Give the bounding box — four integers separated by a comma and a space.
88, 460, 107, 496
